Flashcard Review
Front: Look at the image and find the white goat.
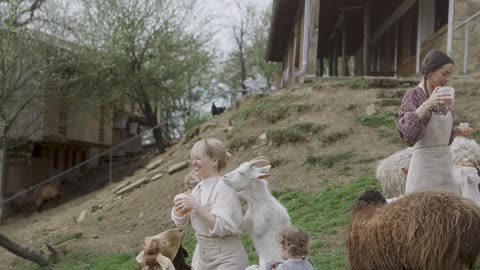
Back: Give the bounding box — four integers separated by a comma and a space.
223, 156, 291, 270
386, 165, 480, 205
377, 137, 480, 197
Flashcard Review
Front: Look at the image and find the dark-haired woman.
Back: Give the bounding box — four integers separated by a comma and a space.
397, 49, 472, 194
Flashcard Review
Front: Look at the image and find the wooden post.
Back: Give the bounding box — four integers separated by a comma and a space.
307, 0, 321, 75
394, 22, 399, 76
342, 15, 348, 76
447, 0, 455, 55
416, 0, 422, 74
329, 54, 334, 76
320, 58, 324, 76
0, 147, 5, 222
363, 0, 370, 75
287, 37, 295, 87
333, 34, 338, 76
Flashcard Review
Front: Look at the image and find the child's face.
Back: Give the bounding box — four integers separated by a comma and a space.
191, 155, 218, 179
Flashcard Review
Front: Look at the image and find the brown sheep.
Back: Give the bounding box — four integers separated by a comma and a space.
6, 187, 29, 212
136, 228, 191, 270
34, 182, 61, 211
346, 190, 480, 270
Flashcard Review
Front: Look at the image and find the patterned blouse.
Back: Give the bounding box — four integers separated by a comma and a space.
171, 176, 243, 237
397, 85, 455, 146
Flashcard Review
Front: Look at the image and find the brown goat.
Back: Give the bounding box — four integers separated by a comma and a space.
346, 190, 480, 270
34, 182, 61, 211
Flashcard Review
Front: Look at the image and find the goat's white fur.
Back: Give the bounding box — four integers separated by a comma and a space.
224, 157, 291, 270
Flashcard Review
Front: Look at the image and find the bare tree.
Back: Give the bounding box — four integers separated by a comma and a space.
220, 1, 279, 96
0, 2, 61, 266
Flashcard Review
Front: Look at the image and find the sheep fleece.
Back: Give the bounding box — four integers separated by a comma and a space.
346, 192, 480, 270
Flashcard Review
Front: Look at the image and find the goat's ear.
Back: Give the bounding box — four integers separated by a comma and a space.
256, 165, 271, 174
136, 251, 145, 263
156, 253, 174, 270
401, 167, 408, 176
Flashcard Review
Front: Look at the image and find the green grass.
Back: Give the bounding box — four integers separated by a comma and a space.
359, 112, 396, 129
13, 252, 138, 270
274, 173, 379, 268
226, 129, 258, 151
304, 152, 354, 169
321, 132, 349, 144
15, 173, 381, 270
48, 232, 83, 246
267, 122, 325, 145
359, 112, 403, 144
473, 130, 480, 142
232, 94, 309, 124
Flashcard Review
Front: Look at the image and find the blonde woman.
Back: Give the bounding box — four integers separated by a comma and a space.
171, 138, 249, 270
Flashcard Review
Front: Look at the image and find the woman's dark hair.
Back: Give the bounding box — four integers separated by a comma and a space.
421, 50, 454, 93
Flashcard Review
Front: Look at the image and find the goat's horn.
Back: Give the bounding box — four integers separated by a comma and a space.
249, 156, 270, 166
156, 253, 175, 270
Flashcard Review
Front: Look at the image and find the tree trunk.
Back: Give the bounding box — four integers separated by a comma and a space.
0, 136, 7, 224
141, 101, 166, 154
0, 232, 51, 267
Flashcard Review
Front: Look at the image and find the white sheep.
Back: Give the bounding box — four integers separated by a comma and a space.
223, 156, 291, 270
450, 136, 480, 166
375, 147, 413, 198
385, 165, 480, 205
377, 137, 480, 197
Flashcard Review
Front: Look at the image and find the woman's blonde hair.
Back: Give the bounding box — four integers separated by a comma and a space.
278, 227, 310, 258
190, 138, 228, 171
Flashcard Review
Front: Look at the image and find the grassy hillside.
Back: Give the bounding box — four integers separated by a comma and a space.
3, 75, 480, 270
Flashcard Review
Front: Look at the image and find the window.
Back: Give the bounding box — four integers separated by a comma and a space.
435, 0, 448, 31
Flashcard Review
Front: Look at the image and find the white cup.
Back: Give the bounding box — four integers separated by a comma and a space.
437, 86, 455, 99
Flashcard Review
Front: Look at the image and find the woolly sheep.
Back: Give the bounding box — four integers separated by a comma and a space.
223, 156, 291, 270
385, 165, 480, 205
377, 137, 480, 197
136, 228, 190, 270
346, 190, 480, 270
34, 182, 62, 211
450, 136, 480, 166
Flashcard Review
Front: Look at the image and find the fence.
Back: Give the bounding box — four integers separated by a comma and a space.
453, 11, 480, 74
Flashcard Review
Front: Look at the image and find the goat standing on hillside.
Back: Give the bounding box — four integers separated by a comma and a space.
211, 102, 226, 116
223, 156, 291, 270
346, 190, 480, 270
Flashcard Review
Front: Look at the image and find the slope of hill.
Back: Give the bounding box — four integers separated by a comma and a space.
2, 74, 480, 269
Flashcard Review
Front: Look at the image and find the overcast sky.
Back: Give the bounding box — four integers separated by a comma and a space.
202, 0, 272, 58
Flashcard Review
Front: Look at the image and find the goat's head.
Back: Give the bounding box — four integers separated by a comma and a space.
136, 228, 185, 270
453, 166, 480, 206
223, 156, 271, 191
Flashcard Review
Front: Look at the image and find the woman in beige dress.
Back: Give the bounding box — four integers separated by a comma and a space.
397, 49, 472, 194
171, 138, 249, 270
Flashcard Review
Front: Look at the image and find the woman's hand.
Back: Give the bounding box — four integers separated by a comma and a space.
174, 193, 198, 214
454, 126, 473, 137
425, 86, 453, 109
